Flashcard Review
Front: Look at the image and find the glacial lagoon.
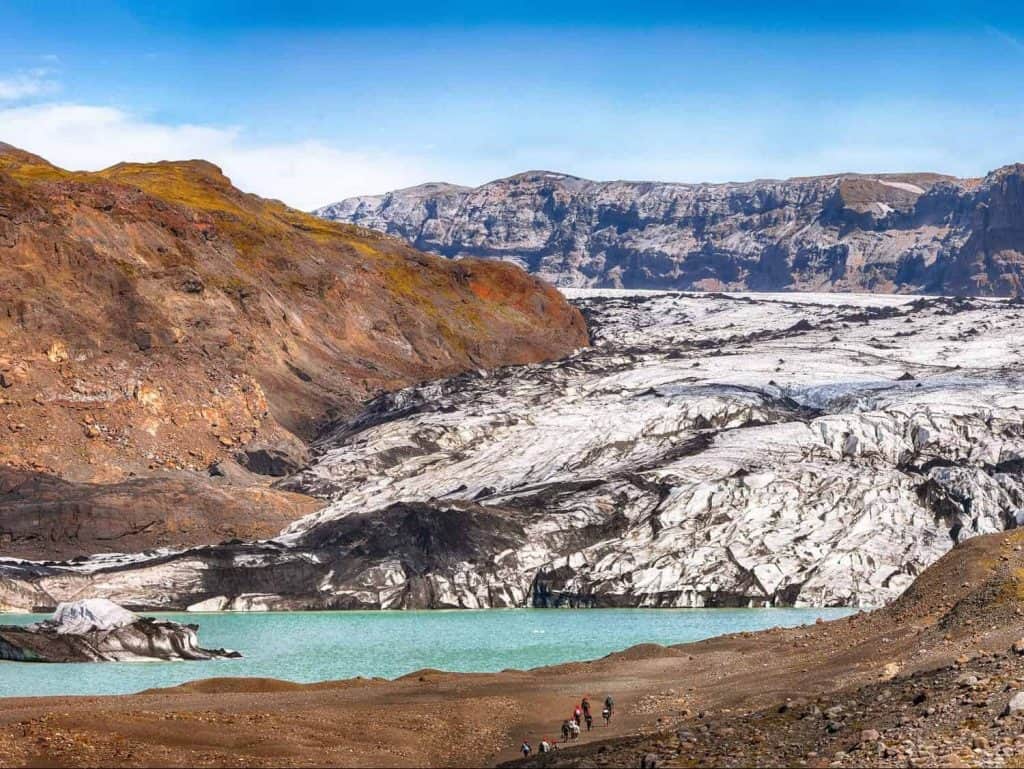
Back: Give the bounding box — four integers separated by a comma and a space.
0, 607, 854, 698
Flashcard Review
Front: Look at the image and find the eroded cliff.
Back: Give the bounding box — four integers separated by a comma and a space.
317, 167, 1024, 295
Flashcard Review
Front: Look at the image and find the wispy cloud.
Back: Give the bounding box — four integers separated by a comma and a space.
0, 102, 435, 209
0, 68, 58, 101
984, 24, 1024, 54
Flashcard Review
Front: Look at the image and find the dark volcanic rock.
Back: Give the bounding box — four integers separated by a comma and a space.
0, 466, 319, 560
235, 439, 310, 477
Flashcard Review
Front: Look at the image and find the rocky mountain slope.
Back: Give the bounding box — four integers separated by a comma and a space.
0, 144, 587, 558
316, 166, 1024, 295
4, 289, 1022, 612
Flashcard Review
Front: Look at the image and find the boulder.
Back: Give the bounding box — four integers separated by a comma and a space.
0, 599, 240, 662
1003, 692, 1024, 717
235, 439, 309, 477
956, 673, 979, 688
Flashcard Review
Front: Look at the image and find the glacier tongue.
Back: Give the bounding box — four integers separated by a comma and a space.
271, 291, 1024, 608
4, 290, 1024, 611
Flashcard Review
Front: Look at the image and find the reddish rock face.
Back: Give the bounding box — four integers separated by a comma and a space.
0, 144, 587, 556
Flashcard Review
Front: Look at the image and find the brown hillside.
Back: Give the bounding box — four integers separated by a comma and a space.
0, 144, 587, 556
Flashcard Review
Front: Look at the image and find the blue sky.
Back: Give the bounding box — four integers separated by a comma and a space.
2, 1, 1024, 208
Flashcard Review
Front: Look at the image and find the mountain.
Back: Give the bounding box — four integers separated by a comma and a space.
316, 166, 1024, 295
0, 144, 587, 558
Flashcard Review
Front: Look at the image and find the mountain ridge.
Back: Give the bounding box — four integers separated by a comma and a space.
316, 164, 1024, 294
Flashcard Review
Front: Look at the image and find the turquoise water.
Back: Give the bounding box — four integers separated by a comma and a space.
0, 607, 854, 698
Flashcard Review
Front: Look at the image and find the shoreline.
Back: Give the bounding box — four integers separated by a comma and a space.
1, 529, 1019, 766
0, 606, 855, 701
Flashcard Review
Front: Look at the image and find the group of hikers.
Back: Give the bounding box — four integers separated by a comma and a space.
520, 695, 614, 759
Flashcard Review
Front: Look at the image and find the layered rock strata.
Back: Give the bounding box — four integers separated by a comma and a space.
317, 167, 1024, 295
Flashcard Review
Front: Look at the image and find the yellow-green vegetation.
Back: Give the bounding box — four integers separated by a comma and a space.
98, 161, 248, 217
0, 144, 69, 182
0, 147, 363, 253
96, 160, 378, 252
999, 567, 1024, 604
1, 144, 582, 369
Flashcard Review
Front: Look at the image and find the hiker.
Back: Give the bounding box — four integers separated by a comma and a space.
581, 696, 591, 719
539, 739, 551, 754
573, 704, 583, 725
561, 719, 571, 742
605, 694, 615, 715
602, 706, 611, 726
521, 740, 531, 758
569, 720, 580, 739
585, 712, 593, 731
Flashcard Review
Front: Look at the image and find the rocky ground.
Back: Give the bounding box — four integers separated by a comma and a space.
4, 527, 1024, 766
316, 165, 1024, 295
506, 527, 1024, 769
508, 651, 1024, 768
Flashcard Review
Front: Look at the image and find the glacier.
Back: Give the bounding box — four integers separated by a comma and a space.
3, 290, 1023, 611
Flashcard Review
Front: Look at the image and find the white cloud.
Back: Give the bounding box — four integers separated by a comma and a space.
0, 69, 58, 101
4, 96, 1022, 213
0, 102, 433, 209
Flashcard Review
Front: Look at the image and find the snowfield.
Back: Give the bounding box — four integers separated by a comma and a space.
4, 291, 1024, 611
